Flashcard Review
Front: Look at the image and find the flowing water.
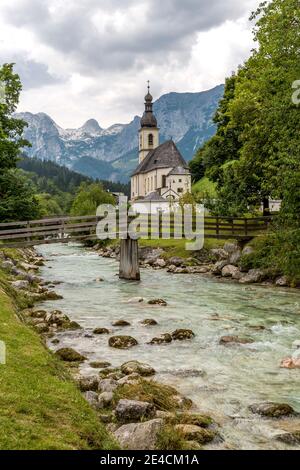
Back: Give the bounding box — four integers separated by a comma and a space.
37, 243, 300, 450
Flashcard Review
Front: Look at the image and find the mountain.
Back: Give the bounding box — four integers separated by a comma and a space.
16, 85, 224, 182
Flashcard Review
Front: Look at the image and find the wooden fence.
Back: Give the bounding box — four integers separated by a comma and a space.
0, 214, 273, 249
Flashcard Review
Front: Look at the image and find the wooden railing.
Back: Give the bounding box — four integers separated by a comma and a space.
0, 214, 273, 248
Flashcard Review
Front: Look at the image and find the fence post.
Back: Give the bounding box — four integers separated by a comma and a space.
26, 221, 30, 243
244, 218, 248, 237
216, 216, 220, 238
119, 238, 140, 281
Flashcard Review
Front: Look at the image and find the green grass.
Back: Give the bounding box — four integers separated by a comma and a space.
0, 261, 117, 450
192, 177, 217, 198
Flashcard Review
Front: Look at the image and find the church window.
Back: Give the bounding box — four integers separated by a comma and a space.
140, 135, 142, 149
177, 188, 183, 193
179, 179, 182, 183
162, 175, 167, 187
148, 134, 154, 147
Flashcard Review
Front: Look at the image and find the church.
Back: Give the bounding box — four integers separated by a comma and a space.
130, 85, 191, 209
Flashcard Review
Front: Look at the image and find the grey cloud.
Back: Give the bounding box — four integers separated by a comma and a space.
3, 0, 256, 74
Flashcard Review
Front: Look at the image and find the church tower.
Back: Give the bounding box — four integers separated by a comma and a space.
138, 82, 159, 163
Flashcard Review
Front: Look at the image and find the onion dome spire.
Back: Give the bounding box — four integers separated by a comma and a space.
141, 81, 157, 128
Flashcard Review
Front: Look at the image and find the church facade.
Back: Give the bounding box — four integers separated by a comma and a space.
130, 86, 191, 206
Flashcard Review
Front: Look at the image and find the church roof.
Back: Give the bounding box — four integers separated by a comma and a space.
167, 166, 190, 176
134, 191, 167, 202
132, 140, 189, 176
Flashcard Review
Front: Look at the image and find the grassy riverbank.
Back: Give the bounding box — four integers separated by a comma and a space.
139, 238, 226, 259
0, 251, 117, 450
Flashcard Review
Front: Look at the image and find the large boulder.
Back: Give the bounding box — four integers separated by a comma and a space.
115, 399, 156, 422
228, 249, 242, 266
239, 269, 266, 284
84, 391, 99, 409
223, 242, 239, 255
55, 348, 86, 362
249, 402, 295, 418
168, 257, 186, 267
175, 424, 216, 444
171, 329, 195, 341
121, 361, 156, 377
221, 265, 240, 278
149, 333, 172, 345
109, 336, 138, 349
98, 391, 114, 409
154, 258, 167, 268
113, 419, 164, 450
275, 276, 289, 287
242, 246, 254, 257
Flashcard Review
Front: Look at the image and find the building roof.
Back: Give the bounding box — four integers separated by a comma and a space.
140, 111, 157, 128
132, 140, 189, 176
167, 166, 190, 176
134, 191, 167, 203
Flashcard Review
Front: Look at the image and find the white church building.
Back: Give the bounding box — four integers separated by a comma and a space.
131, 85, 191, 212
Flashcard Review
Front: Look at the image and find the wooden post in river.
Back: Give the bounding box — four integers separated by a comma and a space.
119, 238, 140, 281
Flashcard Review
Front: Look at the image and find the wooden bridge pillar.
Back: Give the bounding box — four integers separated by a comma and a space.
119, 238, 140, 281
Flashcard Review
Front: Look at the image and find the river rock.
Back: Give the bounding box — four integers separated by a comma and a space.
224, 242, 239, 255
78, 376, 99, 392
175, 424, 216, 444
212, 260, 228, 275
210, 248, 228, 261
154, 258, 167, 268
148, 299, 168, 306
221, 265, 240, 278
149, 333, 172, 345
275, 276, 289, 287
249, 402, 295, 418
20, 262, 39, 271
140, 319, 158, 326
239, 269, 266, 284
171, 329, 195, 341
84, 391, 99, 409
109, 336, 138, 349
275, 431, 300, 446
98, 378, 118, 393
93, 327, 110, 335
121, 361, 156, 377
219, 335, 254, 345
112, 320, 131, 327
115, 399, 156, 422
168, 256, 186, 267
280, 357, 300, 369
113, 419, 164, 450
28, 309, 47, 319
228, 249, 242, 266
118, 373, 141, 386
1, 260, 15, 271
55, 348, 86, 362
35, 323, 49, 334
11, 280, 30, 290
98, 391, 114, 408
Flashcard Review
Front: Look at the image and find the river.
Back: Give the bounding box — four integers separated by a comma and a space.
37, 243, 300, 450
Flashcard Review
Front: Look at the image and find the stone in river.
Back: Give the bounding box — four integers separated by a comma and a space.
93, 327, 110, 335
280, 357, 300, 369
148, 299, 168, 306
127, 297, 144, 303
249, 402, 295, 418
112, 320, 131, 327
108, 336, 138, 349
55, 347, 86, 362
140, 319, 158, 326
121, 361, 155, 377
275, 431, 300, 446
172, 329, 195, 341
149, 333, 172, 345
219, 335, 254, 345
89, 361, 111, 369
78, 376, 99, 392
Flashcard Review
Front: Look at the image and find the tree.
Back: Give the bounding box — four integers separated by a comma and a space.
0, 63, 40, 221
70, 183, 115, 216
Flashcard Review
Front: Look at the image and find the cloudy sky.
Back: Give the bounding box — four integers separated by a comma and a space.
0, 0, 260, 128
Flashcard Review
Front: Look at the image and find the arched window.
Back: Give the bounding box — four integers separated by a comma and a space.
148, 133, 154, 147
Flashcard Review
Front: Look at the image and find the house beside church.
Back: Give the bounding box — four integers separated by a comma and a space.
131, 85, 191, 212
